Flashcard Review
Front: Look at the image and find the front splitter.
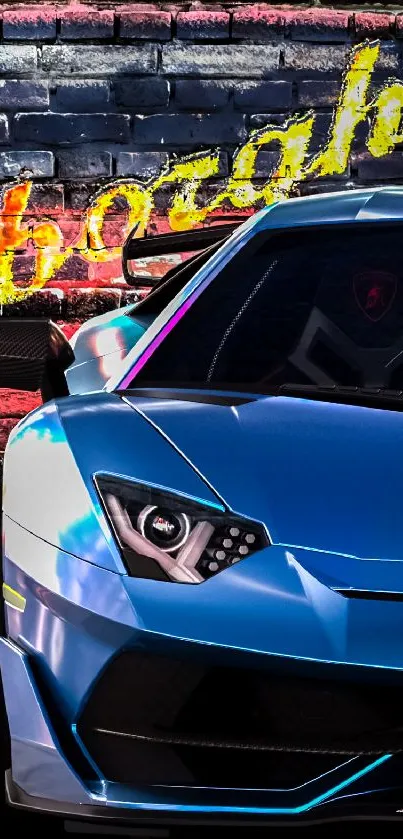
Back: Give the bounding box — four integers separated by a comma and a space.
6, 770, 403, 828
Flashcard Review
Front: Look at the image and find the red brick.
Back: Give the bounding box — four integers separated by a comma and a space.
119, 10, 171, 40
285, 8, 350, 42
58, 321, 82, 341
56, 217, 85, 249
176, 11, 229, 39
88, 259, 126, 285
59, 6, 114, 40
96, 215, 128, 248
354, 12, 393, 37
232, 8, 284, 39
3, 5, 56, 39
0, 392, 41, 420
0, 417, 21, 451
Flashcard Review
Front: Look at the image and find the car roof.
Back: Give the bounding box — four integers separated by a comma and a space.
253, 186, 403, 233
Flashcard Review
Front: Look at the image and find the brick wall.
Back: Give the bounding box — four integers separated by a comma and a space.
0, 2, 402, 324
1, 2, 403, 461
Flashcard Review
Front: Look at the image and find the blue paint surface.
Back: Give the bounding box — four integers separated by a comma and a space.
3, 188, 403, 822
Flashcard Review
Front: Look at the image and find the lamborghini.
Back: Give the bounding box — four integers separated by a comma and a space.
3, 186, 403, 826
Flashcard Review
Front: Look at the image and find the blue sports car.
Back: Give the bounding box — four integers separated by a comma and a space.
3, 186, 403, 827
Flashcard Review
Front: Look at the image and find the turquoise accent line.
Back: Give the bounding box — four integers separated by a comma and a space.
94, 754, 391, 814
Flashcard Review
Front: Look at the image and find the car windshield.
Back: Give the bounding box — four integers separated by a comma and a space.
128, 224, 403, 393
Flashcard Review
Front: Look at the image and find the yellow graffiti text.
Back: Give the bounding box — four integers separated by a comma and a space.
3, 39, 403, 304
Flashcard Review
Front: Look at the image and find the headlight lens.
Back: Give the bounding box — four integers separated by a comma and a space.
95, 475, 268, 584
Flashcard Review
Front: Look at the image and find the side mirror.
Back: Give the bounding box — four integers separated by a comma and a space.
0, 318, 74, 401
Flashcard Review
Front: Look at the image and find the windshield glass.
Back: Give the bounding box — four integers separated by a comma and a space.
127, 224, 403, 392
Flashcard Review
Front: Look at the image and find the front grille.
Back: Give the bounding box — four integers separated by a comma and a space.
77, 650, 403, 788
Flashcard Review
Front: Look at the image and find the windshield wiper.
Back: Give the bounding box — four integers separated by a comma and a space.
120, 381, 403, 411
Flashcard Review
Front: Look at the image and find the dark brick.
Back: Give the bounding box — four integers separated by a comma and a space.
53, 81, 110, 112
248, 113, 288, 130
232, 9, 284, 40
5, 254, 34, 280
0, 151, 54, 178
308, 112, 333, 151
176, 11, 229, 40
374, 44, 400, 71
286, 9, 350, 42
350, 116, 369, 153
52, 253, 89, 283
395, 14, 403, 38
14, 113, 131, 145
119, 11, 171, 40
162, 44, 280, 77
349, 43, 399, 73
298, 80, 341, 108
42, 45, 158, 76
59, 7, 114, 40
235, 149, 278, 180
114, 78, 169, 108
0, 46, 37, 75
148, 150, 227, 178
116, 151, 169, 177
152, 178, 230, 214
353, 152, 403, 180
354, 12, 393, 38
3, 7, 56, 41
57, 150, 112, 179
0, 80, 49, 110
28, 183, 64, 214
0, 288, 62, 319
64, 184, 91, 211
214, 151, 229, 177
65, 289, 121, 320
3, 288, 63, 320
133, 112, 246, 146
234, 81, 292, 112
120, 289, 142, 306
96, 215, 127, 248
0, 116, 9, 145
175, 80, 230, 110
284, 43, 350, 72
298, 181, 352, 197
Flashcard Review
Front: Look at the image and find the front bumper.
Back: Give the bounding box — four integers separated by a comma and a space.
4, 521, 403, 825
2, 636, 403, 826
6, 767, 403, 828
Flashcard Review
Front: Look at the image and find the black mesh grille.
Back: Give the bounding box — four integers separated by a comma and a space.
0, 318, 50, 390
77, 650, 403, 788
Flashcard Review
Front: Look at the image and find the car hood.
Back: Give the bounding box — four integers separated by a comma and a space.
124, 391, 403, 562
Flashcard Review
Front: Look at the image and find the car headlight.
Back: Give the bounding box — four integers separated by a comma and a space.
95, 475, 268, 584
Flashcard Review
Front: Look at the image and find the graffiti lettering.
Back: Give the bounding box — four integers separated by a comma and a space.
2, 39, 403, 304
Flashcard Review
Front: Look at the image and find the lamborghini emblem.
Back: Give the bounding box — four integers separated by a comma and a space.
353, 271, 397, 322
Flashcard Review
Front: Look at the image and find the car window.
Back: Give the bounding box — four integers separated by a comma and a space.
128, 224, 403, 392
